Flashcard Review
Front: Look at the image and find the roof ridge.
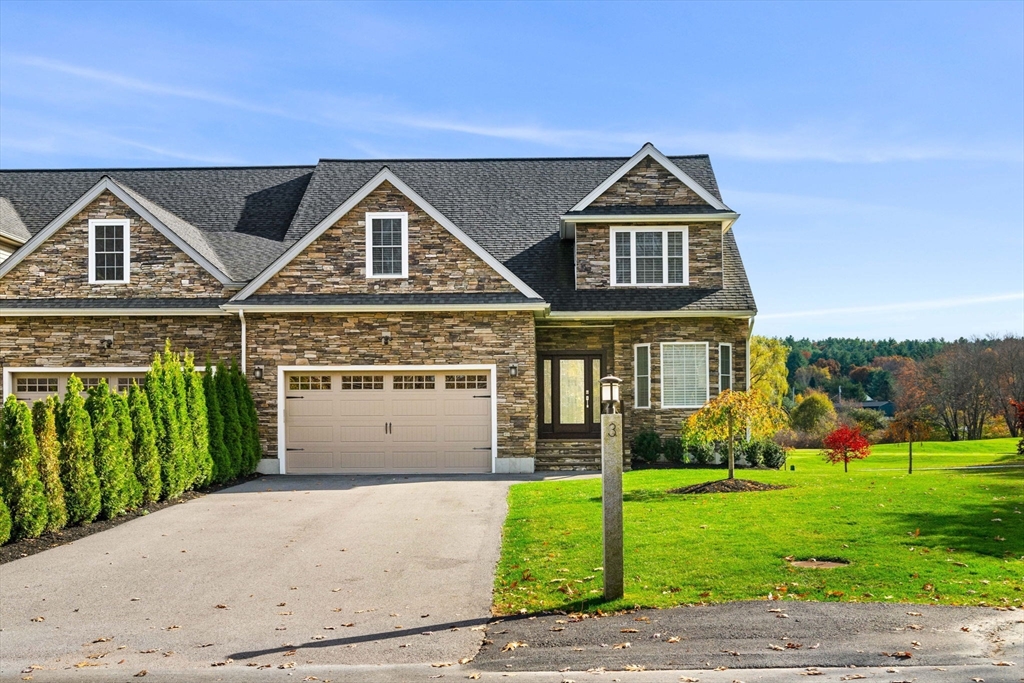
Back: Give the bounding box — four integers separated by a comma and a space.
0, 164, 316, 173
316, 154, 712, 163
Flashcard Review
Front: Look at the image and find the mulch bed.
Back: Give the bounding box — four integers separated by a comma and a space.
668, 478, 788, 495
0, 474, 259, 565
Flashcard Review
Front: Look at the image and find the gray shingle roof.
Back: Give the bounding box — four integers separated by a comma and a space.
0, 154, 755, 314
236, 292, 538, 307
0, 297, 227, 309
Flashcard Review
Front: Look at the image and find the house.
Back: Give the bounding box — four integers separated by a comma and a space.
0, 144, 756, 474
856, 400, 896, 417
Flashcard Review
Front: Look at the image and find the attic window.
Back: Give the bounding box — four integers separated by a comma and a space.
365, 212, 408, 278
610, 227, 688, 286
88, 219, 130, 283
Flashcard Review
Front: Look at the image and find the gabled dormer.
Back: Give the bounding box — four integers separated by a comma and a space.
560, 144, 739, 292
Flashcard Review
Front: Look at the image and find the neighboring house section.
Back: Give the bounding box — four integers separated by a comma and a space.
0, 144, 756, 474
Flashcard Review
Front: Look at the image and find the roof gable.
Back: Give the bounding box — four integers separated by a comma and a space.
234, 167, 542, 301
570, 143, 730, 213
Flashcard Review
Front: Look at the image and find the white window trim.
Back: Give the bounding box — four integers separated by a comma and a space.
609, 226, 688, 287
719, 342, 733, 393
634, 343, 651, 409
659, 341, 709, 409
87, 218, 131, 284
365, 211, 409, 279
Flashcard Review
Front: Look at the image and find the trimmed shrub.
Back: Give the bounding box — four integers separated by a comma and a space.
741, 439, 763, 468
85, 381, 132, 519
60, 376, 101, 524
112, 392, 143, 509
164, 343, 197, 490
184, 352, 213, 487
32, 397, 67, 532
128, 383, 162, 504
762, 440, 788, 469
688, 441, 715, 466
203, 362, 230, 484
0, 496, 11, 545
662, 436, 686, 464
217, 361, 243, 479
631, 429, 662, 464
237, 367, 262, 472
148, 352, 186, 499
0, 394, 48, 539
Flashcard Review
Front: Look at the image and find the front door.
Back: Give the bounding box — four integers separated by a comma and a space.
538, 354, 603, 438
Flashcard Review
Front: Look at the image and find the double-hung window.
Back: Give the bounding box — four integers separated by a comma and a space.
88, 219, 130, 284
611, 227, 688, 286
365, 212, 408, 278
634, 344, 651, 409
660, 342, 709, 408
719, 343, 733, 392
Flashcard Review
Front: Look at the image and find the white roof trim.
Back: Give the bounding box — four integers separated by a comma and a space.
0, 176, 234, 284
569, 143, 730, 213
561, 212, 739, 223
0, 306, 228, 317
222, 302, 549, 313
233, 167, 543, 301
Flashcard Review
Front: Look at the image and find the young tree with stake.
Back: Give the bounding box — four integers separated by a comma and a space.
821, 425, 871, 473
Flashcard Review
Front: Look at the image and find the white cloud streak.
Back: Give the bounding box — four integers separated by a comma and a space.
758, 293, 1024, 321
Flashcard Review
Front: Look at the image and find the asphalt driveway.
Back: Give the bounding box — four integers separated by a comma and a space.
0, 474, 528, 678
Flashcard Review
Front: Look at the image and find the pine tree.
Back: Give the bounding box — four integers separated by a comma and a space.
128, 383, 162, 504
0, 496, 11, 545
203, 362, 230, 483
60, 376, 101, 524
164, 342, 197, 490
112, 392, 143, 509
32, 397, 67, 532
185, 352, 213, 487
217, 362, 242, 480
147, 352, 184, 499
0, 394, 49, 539
85, 381, 130, 519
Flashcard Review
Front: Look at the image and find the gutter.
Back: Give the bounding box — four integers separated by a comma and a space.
238, 309, 246, 375
220, 302, 550, 314
0, 307, 229, 317
546, 309, 756, 320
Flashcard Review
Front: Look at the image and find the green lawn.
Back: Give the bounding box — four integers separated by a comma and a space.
494, 438, 1023, 615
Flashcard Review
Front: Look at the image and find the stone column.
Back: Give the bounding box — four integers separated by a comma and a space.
601, 412, 624, 601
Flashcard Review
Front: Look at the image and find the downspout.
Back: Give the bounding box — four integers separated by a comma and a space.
238, 309, 246, 375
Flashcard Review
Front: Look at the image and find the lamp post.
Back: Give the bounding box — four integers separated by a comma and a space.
600, 375, 623, 601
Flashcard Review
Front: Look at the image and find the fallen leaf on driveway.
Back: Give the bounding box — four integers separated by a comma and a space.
713, 666, 728, 671
283, 649, 297, 656
74, 662, 102, 668
768, 644, 784, 651
458, 657, 473, 664
993, 661, 1015, 666
679, 678, 699, 682
612, 642, 630, 649
906, 611, 922, 616
214, 604, 228, 609
279, 662, 295, 669
164, 625, 180, 631
91, 637, 112, 643
197, 643, 213, 648
138, 649, 157, 654
666, 636, 681, 643
341, 623, 354, 627
210, 659, 233, 667
550, 627, 564, 631
311, 635, 325, 641
30, 617, 45, 622
785, 642, 802, 649
501, 641, 527, 652
431, 662, 452, 668
624, 664, 645, 671
907, 624, 922, 630
467, 674, 481, 680
808, 643, 820, 649
800, 670, 823, 676
133, 671, 147, 678
620, 628, 639, 633
839, 675, 866, 681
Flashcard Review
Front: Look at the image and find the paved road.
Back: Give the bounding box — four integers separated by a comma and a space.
0, 474, 530, 679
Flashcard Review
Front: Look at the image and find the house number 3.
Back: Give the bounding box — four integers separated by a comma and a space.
608, 423, 617, 437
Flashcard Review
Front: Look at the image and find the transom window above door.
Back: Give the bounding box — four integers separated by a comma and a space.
611, 227, 688, 286
366, 212, 408, 278
88, 218, 130, 284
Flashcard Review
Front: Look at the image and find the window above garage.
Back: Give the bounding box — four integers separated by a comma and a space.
88, 218, 130, 284
366, 212, 408, 279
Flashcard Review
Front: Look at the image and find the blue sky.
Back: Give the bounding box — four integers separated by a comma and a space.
1, 1, 1021, 341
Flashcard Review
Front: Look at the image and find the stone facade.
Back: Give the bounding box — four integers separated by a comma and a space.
255, 181, 518, 296
575, 221, 723, 290
590, 157, 713, 208
0, 315, 241, 369
0, 191, 231, 300
244, 311, 536, 460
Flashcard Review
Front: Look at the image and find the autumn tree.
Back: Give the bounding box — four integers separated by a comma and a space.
790, 391, 837, 434
992, 336, 1024, 437
32, 397, 67, 532
0, 394, 48, 539
924, 341, 997, 440
821, 425, 871, 472
60, 376, 101, 524
686, 389, 787, 479
890, 358, 931, 473
750, 336, 789, 406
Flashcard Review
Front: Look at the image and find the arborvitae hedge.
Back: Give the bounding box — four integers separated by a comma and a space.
0, 395, 48, 540
237, 367, 262, 473
165, 343, 197, 490
32, 397, 67, 532
184, 352, 213, 487
203, 362, 230, 484
217, 361, 243, 479
85, 381, 132, 520
0, 496, 11, 545
112, 392, 143, 510
148, 353, 185, 499
60, 376, 101, 525
128, 383, 162, 504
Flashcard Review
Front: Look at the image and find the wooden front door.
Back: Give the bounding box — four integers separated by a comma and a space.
538, 354, 603, 438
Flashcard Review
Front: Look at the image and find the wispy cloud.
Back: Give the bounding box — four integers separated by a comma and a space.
759, 293, 1024, 321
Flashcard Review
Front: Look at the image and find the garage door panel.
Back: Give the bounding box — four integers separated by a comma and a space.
284, 370, 492, 475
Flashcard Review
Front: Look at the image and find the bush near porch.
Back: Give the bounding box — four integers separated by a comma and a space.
0, 343, 260, 545
494, 438, 1023, 615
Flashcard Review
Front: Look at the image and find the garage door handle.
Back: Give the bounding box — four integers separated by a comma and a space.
287, 448, 304, 451
473, 395, 491, 398
286, 395, 304, 399
473, 447, 491, 450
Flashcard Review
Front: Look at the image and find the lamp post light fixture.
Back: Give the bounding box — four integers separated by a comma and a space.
599, 374, 624, 601
253, 365, 264, 380
509, 362, 519, 377
381, 330, 392, 346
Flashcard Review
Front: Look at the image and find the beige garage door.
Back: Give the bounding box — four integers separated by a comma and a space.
284, 371, 492, 474
9, 371, 148, 406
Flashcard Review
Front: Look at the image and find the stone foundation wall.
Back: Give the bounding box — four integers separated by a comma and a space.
244, 311, 536, 460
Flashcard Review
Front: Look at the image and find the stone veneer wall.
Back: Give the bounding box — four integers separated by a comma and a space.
575, 221, 723, 290
0, 316, 241, 369
244, 311, 536, 461
589, 157, 712, 208
0, 191, 231, 299
256, 181, 518, 295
